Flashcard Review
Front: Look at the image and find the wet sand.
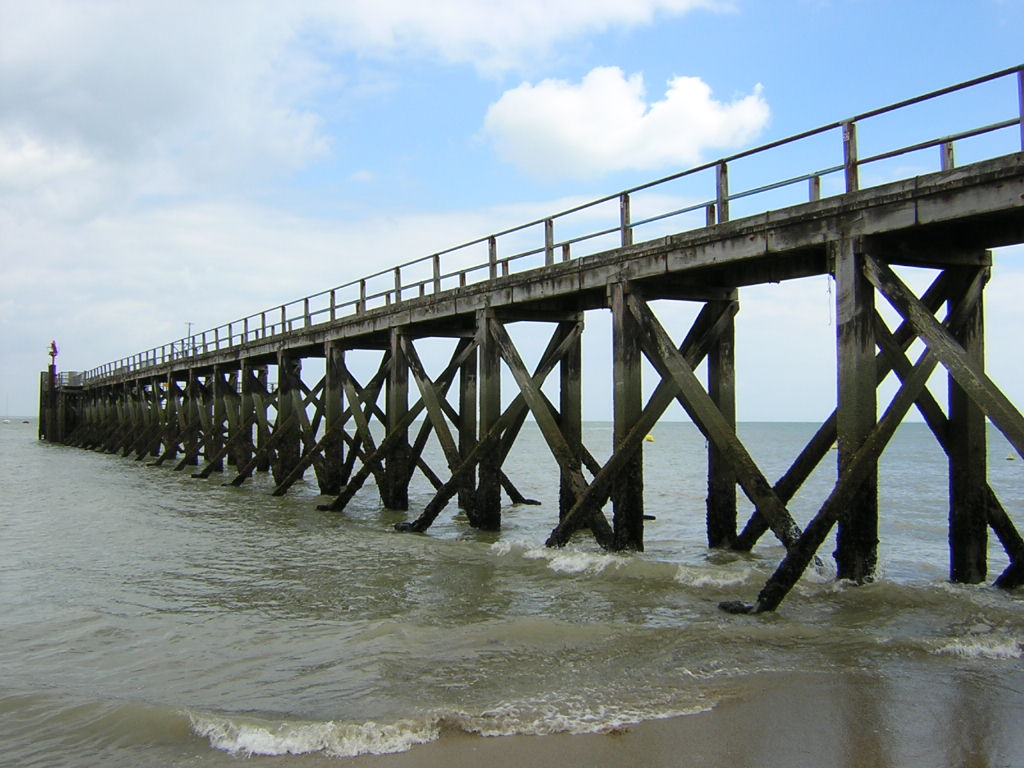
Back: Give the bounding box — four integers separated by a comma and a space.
333, 667, 1024, 768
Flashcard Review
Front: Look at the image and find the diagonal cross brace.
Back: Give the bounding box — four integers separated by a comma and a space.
397, 321, 597, 535
545, 300, 738, 547
318, 339, 476, 513
865, 255, 1024, 459
626, 293, 804, 550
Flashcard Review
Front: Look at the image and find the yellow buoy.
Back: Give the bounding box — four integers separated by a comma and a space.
645, 434, 655, 443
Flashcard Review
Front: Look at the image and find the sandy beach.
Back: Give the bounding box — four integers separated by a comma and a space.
213, 667, 1022, 768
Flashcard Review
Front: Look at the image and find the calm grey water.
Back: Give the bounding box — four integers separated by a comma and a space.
2, 419, 1023, 766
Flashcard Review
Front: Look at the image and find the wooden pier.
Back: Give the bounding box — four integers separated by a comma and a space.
41, 67, 1024, 611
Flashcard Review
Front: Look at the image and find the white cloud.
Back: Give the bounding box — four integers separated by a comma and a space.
483, 67, 771, 179
311, 0, 726, 73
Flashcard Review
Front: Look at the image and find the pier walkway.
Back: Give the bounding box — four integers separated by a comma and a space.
40, 66, 1024, 611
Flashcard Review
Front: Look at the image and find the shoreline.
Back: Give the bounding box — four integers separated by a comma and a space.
222, 667, 1023, 768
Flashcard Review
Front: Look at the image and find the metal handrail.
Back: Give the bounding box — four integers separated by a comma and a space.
82, 64, 1024, 384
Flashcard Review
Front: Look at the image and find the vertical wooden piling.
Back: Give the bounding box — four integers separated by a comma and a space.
224, 371, 242, 467
207, 366, 227, 472
255, 366, 272, 473
274, 353, 302, 485
476, 310, 502, 529
458, 341, 478, 511
947, 264, 988, 583
383, 328, 411, 510
833, 238, 878, 582
610, 283, 645, 551
163, 374, 179, 461
236, 362, 256, 470
184, 371, 202, 466
559, 315, 584, 521
322, 341, 346, 495
706, 294, 738, 547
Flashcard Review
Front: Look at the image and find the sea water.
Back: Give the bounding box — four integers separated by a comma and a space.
1, 419, 1022, 766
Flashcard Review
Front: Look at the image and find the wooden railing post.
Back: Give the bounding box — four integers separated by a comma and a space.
394, 266, 402, 304
359, 279, 367, 313
432, 254, 441, 294
1018, 68, 1024, 151
544, 219, 555, 266
620, 193, 633, 246
330, 289, 337, 321
716, 162, 730, 223
843, 121, 859, 193
303, 298, 311, 328
488, 236, 498, 280
941, 141, 956, 171
809, 175, 822, 202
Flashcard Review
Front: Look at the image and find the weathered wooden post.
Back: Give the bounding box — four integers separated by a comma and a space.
235, 361, 256, 470
476, 309, 502, 529
223, 370, 241, 467
273, 353, 302, 484
458, 340, 478, 511
184, 370, 202, 466
383, 328, 411, 510
707, 293, 738, 548
610, 282, 644, 550
833, 237, 878, 582
948, 264, 989, 583
559, 315, 584, 521
255, 366, 272, 473
322, 341, 346, 495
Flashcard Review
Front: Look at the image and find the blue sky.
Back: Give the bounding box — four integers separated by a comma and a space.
2, 0, 1022, 422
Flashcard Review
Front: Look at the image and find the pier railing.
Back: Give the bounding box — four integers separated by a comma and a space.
81, 65, 1024, 385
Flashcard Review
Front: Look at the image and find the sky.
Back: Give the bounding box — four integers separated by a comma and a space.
2, 0, 1023, 424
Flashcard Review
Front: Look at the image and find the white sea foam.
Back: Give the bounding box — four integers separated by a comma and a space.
490, 539, 628, 575
673, 564, 754, 588
188, 712, 440, 758
189, 694, 712, 757
935, 636, 1023, 659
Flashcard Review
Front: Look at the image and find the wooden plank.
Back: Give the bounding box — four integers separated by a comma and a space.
864, 255, 1024, 459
